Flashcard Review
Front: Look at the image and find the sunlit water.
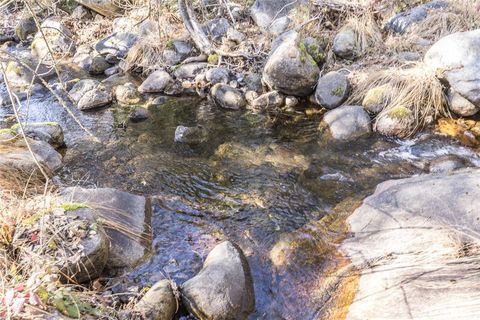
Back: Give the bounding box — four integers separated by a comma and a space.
2, 87, 479, 319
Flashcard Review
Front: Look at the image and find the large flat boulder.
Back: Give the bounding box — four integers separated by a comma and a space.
60, 187, 152, 269
341, 169, 480, 320
0, 136, 62, 177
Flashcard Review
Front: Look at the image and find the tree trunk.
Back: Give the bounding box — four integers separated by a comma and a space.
178, 0, 213, 54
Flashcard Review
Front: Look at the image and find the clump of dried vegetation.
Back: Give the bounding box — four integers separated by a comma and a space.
349, 65, 449, 135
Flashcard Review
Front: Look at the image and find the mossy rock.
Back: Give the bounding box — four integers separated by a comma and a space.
304, 39, 326, 65
298, 41, 317, 66
362, 85, 391, 114
375, 105, 415, 138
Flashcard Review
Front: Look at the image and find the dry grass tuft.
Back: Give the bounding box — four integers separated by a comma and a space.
344, 13, 384, 56
349, 64, 449, 135
123, 11, 185, 74
124, 34, 167, 74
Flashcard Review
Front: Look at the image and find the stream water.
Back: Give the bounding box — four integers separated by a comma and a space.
2, 85, 480, 319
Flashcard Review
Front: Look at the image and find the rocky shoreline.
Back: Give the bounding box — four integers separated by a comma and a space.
2, 0, 480, 319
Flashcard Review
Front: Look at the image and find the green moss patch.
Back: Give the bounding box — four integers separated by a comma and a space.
208, 53, 219, 65
331, 87, 345, 97
388, 105, 412, 119
58, 203, 89, 212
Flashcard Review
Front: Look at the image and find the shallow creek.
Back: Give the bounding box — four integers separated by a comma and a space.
2, 88, 480, 319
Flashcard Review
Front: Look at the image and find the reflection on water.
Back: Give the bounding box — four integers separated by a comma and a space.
3, 88, 480, 319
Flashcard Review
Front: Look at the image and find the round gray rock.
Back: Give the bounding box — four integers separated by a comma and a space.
89, 56, 111, 75
332, 29, 358, 60
135, 280, 177, 320
313, 71, 350, 109
211, 83, 246, 110
15, 16, 37, 41
174, 63, 208, 80
375, 106, 415, 138
244, 73, 263, 92
321, 105, 371, 141
249, 91, 284, 112
425, 29, 480, 109
263, 31, 319, 96
139, 70, 173, 94
448, 88, 479, 117
69, 79, 113, 110
181, 241, 255, 320
206, 67, 230, 85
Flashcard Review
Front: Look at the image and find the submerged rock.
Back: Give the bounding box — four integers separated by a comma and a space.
174, 125, 206, 144
69, 79, 113, 110
263, 31, 319, 96
428, 154, 473, 173
60, 187, 151, 269
320, 105, 371, 141
182, 241, 255, 320
249, 91, 284, 111
342, 169, 480, 319
115, 82, 141, 105
313, 71, 350, 109
211, 83, 246, 110
129, 106, 149, 122
425, 30, 480, 111
134, 280, 177, 320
